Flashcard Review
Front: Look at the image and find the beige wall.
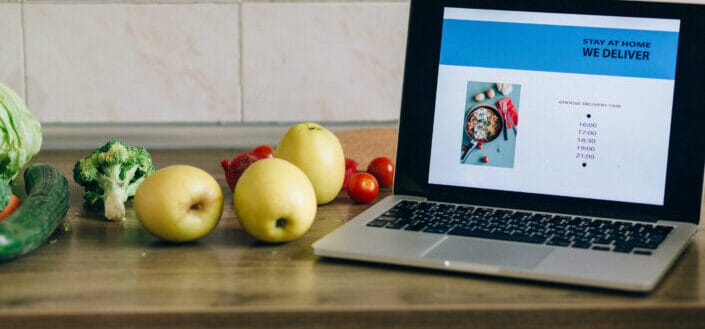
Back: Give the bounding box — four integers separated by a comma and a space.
1, 0, 408, 148
2, 0, 408, 123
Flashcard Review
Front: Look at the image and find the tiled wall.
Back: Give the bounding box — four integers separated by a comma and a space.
0, 0, 409, 127
0, 2, 24, 100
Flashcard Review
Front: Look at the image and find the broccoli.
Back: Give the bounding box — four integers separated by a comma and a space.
73, 140, 155, 221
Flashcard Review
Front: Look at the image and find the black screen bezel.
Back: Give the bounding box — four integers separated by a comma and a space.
394, 0, 705, 224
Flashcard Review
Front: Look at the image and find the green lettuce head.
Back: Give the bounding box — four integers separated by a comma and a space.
0, 82, 42, 182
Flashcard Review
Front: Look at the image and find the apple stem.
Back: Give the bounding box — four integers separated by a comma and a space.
275, 218, 287, 228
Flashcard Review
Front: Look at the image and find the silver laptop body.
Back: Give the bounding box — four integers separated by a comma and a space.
314, 0, 705, 292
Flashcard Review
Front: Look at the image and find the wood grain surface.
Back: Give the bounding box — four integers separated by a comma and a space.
0, 129, 704, 329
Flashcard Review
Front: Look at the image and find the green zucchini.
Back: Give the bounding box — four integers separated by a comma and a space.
0, 163, 70, 261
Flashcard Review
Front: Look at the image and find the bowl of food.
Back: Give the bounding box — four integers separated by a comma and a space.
465, 103, 503, 143
461, 103, 504, 162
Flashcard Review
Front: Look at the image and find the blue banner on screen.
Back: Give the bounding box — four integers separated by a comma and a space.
439, 20, 679, 80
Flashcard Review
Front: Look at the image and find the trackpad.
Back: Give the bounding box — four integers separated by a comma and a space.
423, 238, 552, 270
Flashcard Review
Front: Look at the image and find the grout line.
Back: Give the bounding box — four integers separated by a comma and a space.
238, 0, 245, 122
20, 0, 28, 102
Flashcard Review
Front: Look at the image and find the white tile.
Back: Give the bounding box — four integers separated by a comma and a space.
24, 3, 241, 123
242, 2, 409, 122
0, 3, 25, 99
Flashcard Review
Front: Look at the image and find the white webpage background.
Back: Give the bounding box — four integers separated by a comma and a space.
428, 66, 674, 205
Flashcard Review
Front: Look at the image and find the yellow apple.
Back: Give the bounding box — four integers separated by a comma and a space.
275, 122, 345, 205
234, 158, 317, 243
134, 165, 224, 243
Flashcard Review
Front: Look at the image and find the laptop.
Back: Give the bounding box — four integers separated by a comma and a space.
313, 0, 705, 292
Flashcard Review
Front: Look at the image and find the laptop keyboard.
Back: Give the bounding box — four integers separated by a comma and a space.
366, 200, 674, 255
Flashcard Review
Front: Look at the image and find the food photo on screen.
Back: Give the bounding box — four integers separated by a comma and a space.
460, 81, 521, 168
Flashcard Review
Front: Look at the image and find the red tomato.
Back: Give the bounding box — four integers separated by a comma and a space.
346, 172, 379, 204
366, 157, 394, 188
342, 157, 358, 190
251, 145, 275, 159
0, 194, 20, 221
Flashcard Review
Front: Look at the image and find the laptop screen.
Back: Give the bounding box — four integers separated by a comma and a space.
427, 8, 681, 206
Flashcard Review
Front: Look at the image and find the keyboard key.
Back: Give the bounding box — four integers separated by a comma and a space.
613, 244, 634, 253
547, 238, 571, 247
592, 246, 611, 251
376, 215, 397, 222
418, 202, 436, 210
511, 211, 532, 220
649, 234, 667, 243
404, 221, 427, 232
593, 237, 614, 245
493, 210, 514, 219
385, 218, 410, 229
474, 207, 493, 215
423, 226, 452, 234
530, 214, 553, 222
448, 227, 486, 238
366, 219, 389, 227
367, 215, 395, 225
571, 241, 592, 249
634, 250, 653, 256
655, 225, 674, 234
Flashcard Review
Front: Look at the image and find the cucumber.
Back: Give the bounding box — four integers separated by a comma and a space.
0, 163, 70, 261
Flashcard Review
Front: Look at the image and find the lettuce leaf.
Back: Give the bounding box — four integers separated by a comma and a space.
0, 83, 42, 183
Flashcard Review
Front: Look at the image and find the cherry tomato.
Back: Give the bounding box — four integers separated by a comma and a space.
251, 145, 275, 159
366, 157, 394, 188
481, 156, 489, 163
342, 157, 358, 190
346, 172, 379, 204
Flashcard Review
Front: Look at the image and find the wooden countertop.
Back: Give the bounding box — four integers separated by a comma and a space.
1, 129, 704, 329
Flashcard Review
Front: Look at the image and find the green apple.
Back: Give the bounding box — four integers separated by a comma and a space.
275, 122, 345, 205
134, 165, 224, 243
234, 158, 317, 243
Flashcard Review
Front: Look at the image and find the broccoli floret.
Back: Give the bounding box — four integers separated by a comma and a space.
73, 140, 155, 221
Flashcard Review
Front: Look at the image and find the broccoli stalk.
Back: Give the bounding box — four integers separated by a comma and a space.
73, 140, 155, 221
91, 160, 145, 220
